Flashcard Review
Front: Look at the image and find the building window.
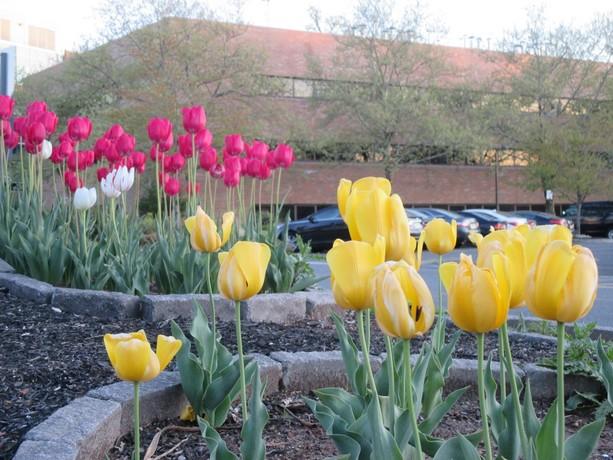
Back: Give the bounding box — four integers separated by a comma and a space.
27, 26, 55, 50
0, 19, 10, 41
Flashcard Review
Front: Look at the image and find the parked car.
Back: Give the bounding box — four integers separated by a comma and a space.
282, 206, 424, 252
412, 208, 480, 245
512, 210, 573, 232
563, 201, 613, 238
458, 209, 514, 235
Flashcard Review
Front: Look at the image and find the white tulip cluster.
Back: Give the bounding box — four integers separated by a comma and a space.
100, 166, 135, 198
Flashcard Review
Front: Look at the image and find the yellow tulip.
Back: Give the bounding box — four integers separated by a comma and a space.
103, 330, 182, 382
525, 241, 598, 323
401, 233, 422, 271
419, 218, 457, 255
372, 261, 435, 339
440, 254, 510, 333
326, 235, 386, 310
184, 206, 234, 253
516, 224, 572, 268
218, 241, 271, 301
336, 177, 410, 261
473, 229, 527, 308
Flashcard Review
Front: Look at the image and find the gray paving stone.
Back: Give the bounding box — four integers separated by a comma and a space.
523, 364, 602, 400
0, 257, 14, 273
447, 358, 525, 394
299, 291, 343, 325
51, 288, 140, 319
244, 293, 306, 324
270, 351, 381, 391
249, 353, 283, 395
141, 293, 237, 322
0, 272, 53, 304
87, 371, 185, 435
13, 440, 78, 460
24, 396, 121, 459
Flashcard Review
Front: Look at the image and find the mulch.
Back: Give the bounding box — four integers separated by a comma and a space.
0, 288, 606, 459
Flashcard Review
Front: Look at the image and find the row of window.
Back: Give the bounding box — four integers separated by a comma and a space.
0, 18, 56, 51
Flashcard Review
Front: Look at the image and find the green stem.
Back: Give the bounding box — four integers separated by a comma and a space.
365, 308, 371, 352
206, 253, 217, 338
154, 148, 161, 227
384, 335, 396, 434
501, 323, 529, 457
235, 300, 248, 421
357, 310, 380, 405
556, 322, 565, 460
133, 382, 140, 460
436, 254, 445, 351
404, 340, 423, 460
477, 333, 493, 460
498, 331, 507, 400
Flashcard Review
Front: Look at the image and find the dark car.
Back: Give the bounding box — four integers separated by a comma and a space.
459, 209, 513, 235
563, 201, 613, 238
413, 208, 480, 245
512, 210, 573, 231
282, 206, 424, 252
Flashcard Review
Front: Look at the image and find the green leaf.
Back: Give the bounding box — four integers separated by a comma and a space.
332, 313, 368, 398
171, 320, 205, 414
598, 340, 613, 407
365, 397, 402, 460
565, 417, 605, 460
198, 417, 238, 460
535, 402, 559, 460
523, 379, 540, 439
240, 369, 269, 460
433, 435, 481, 460
419, 387, 468, 435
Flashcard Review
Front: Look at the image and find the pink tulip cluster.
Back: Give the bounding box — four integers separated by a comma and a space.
3, 100, 58, 153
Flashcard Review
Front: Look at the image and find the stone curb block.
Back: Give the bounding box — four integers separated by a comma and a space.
297, 291, 344, 325
51, 288, 141, 319
523, 364, 603, 400
87, 371, 185, 435
15, 396, 121, 460
507, 330, 558, 346
0, 272, 53, 304
447, 358, 526, 394
0, 257, 15, 273
244, 293, 306, 325
270, 350, 382, 392
140, 294, 236, 322
249, 353, 283, 395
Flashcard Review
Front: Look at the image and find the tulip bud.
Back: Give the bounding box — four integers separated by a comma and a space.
218, 241, 271, 301
147, 118, 173, 144
104, 124, 124, 141
73, 186, 97, 210
184, 206, 234, 253
195, 129, 213, 150
164, 177, 180, 196
199, 146, 217, 170
249, 140, 269, 160
223, 169, 240, 188
26, 101, 47, 116
67, 116, 93, 142
27, 122, 46, 145
37, 111, 58, 135
13, 117, 28, 138
210, 163, 224, 179
41, 140, 53, 160
158, 131, 173, 152
116, 133, 135, 154
419, 218, 457, 255
178, 134, 193, 158
4, 129, 19, 149
181, 105, 207, 133
0, 95, 15, 120
273, 143, 294, 169
224, 134, 244, 156
97, 167, 109, 182
130, 151, 147, 173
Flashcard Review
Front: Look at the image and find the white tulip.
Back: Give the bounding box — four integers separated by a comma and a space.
73, 187, 97, 210
101, 172, 121, 198
112, 166, 135, 192
41, 140, 52, 160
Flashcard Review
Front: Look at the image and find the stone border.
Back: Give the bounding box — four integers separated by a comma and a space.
14, 349, 604, 460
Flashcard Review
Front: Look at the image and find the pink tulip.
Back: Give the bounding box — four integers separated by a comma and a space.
0, 95, 15, 120
257, 161, 271, 180
4, 129, 19, 149
185, 181, 202, 195
195, 129, 213, 150
249, 140, 269, 160
178, 134, 193, 158
36, 111, 58, 135
266, 149, 277, 169
224, 155, 241, 175
64, 170, 82, 192
13, 117, 28, 138
104, 124, 124, 141
273, 144, 294, 169
67, 116, 93, 142
158, 131, 173, 152
58, 140, 74, 160
58, 131, 74, 145
224, 134, 244, 156
199, 145, 217, 170
164, 177, 180, 196
223, 169, 240, 188
116, 133, 135, 154
210, 163, 224, 179
181, 105, 206, 133
50, 146, 63, 164
96, 167, 109, 182
94, 137, 111, 160
27, 122, 46, 145
149, 145, 164, 162
170, 153, 185, 172
26, 101, 47, 117
130, 151, 147, 173
147, 118, 172, 144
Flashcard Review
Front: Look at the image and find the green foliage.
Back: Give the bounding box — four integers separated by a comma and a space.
540, 322, 613, 378
306, 313, 472, 459
171, 303, 256, 428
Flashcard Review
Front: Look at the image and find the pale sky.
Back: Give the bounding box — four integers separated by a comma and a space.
1, 0, 610, 53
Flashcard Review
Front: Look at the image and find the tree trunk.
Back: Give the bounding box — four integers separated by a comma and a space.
575, 197, 582, 236
494, 150, 499, 211
383, 144, 393, 181
545, 190, 554, 214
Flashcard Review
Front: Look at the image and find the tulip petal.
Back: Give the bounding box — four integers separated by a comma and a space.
439, 262, 457, 293
221, 212, 234, 246
386, 194, 411, 261
557, 246, 598, 322
114, 338, 156, 382
337, 179, 352, 218
352, 176, 391, 195
468, 232, 483, 246
156, 335, 182, 371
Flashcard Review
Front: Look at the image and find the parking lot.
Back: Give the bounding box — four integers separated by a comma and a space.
310, 238, 613, 327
